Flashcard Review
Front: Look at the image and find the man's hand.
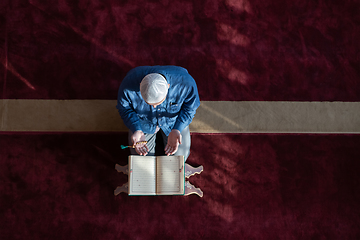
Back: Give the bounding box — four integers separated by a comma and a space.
165, 129, 182, 156
132, 130, 149, 156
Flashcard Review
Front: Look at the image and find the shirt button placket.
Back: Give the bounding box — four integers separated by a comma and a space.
157, 108, 161, 126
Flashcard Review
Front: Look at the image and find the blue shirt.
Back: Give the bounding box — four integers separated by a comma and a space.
117, 66, 200, 136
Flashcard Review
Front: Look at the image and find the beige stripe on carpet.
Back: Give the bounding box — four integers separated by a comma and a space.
1, 100, 359, 133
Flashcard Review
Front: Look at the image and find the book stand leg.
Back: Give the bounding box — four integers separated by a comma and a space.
184, 163, 204, 197
115, 164, 128, 175
185, 163, 203, 178
185, 181, 203, 197
114, 164, 129, 195
114, 183, 129, 196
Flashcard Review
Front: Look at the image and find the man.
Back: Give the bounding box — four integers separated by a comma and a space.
117, 65, 200, 161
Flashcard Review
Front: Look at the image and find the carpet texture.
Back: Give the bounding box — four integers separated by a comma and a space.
1, 0, 360, 239
1, 133, 360, 239
1, 0, 359, 101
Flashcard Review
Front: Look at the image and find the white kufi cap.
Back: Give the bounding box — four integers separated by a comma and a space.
140, 73, 168, 104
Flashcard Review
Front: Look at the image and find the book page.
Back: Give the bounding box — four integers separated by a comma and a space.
128, 156, 156, 195
156, 156, 184, 195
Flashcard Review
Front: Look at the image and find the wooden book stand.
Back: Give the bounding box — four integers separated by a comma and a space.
114, 163, 203, 197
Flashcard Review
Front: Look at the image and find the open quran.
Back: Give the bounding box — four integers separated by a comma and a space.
114, 155, 203, 197
128, 155, 185, 195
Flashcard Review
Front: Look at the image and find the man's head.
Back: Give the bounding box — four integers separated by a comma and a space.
140, 73, 169, 107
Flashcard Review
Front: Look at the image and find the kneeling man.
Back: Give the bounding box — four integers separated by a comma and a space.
117, 65, 200, 161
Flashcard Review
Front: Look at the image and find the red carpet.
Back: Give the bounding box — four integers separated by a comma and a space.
1, 133, 360, 239
1, 0, 359, 101
1, 0, 360, 239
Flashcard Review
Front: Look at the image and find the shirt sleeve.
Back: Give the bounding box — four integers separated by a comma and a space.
116, 74, 143, 133
172, 78, 200, 133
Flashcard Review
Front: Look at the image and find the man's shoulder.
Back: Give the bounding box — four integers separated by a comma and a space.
161, 65, 188, 73
123, 65, 193, 86
125, 66, 150, 76
135, 65, 189, 73
122, 66, 152, 85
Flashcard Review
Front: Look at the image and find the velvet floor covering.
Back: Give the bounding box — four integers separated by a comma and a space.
1, 0, 360, 239
1, 0, 359, 101
1, 133, 360, 239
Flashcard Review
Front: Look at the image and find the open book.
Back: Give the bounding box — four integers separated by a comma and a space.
128, 155, 185, 196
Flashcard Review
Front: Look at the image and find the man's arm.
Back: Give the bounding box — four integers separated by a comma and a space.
165, 78, 200, 156
172, 84, 200, 133
117, 92, 150, 155
116, 92, 143, 134
116, 67, 147, 133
